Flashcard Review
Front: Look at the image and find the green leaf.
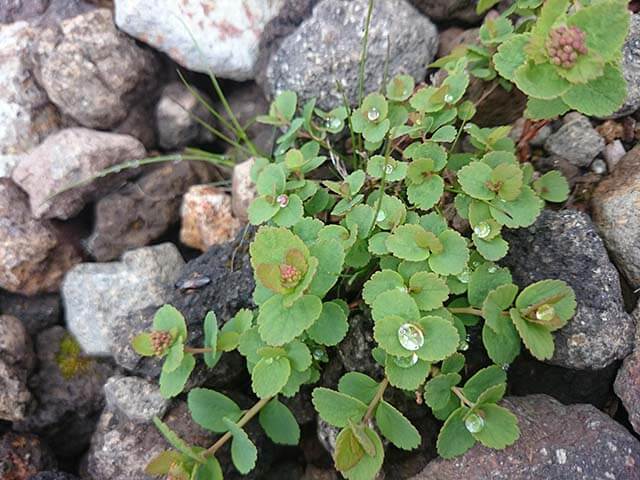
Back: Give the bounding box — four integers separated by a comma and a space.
341, 427, 384, 480
561, 64, 627, 117
312, 388, 368, 428
368, 232, 391, 255
491, 163, 523, 201
431, 125, 457, 143
482, 321, 521, 366
375, 401, 421, 450
252, 356, 291, 398
533, 170, 569, 202
256, 163, 286, 196
154, 305, 187, 339
476, 383, 507, 405
479, 17, 514, 45
515, 279, 576, 324
338, 372, 379, 404
463, 365, 507, 403
153, 417, 204, 463
386, 74, 415, 101
371, 289, 420, 323
407, 175, 444, 211
237, 327, 265, 364
259, 399, 300, 445
187, 388, 242, 433
473, 234, 509, 262
471, 404, 520, 449
132, 332, 154, 356
424, 373, 461, 410
493, 34, 529, 81
306, 301, 349, 346
222, 418, 257, 475
272, 194, 304, 227
159, 353, 195, 398
458, 161, 494, 200
477, 0, 501, 13
416, 315, 461, 362
385, 355, 431, 390
514, 62, 570, 100
346, 204, 375, 240
274, 91, 297, 121
284, 340, 312, 371
482, 283, 518, 332
145, 451, 184, 476
510, 308, 555, 360
525, 96, 571, 120
468, 264, 512, 308
194, 457, 223, 480
362, 269, 405, 306
257, 294, 322, 346
436, 407, 476, 459
386, 224, 432, 261
367, 156, 408, 182
163, 341, 185, 373
489, 186, 544, 228
250, 226, 309, 268
409, 272, 449, 311
248, 196, 280, 225
308, 238, 345, 297
203, 311, 218, 368
334, 427, 365, 472
441, 353, 465, 374
428, 230, 470, 276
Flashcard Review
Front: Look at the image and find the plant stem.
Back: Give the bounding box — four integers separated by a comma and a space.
357, 0, 375, 105
204, 396, 273, 457
447, 306, 483, 316
184, 346, 213, 354
368, 137, 393, 235
451, 386, 474, 409
364, 377, 389, 422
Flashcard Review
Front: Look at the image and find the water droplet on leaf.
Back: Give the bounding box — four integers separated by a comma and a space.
474, 222, 491, 239
265, 358, 274, 365
535, 304, 555, 322
384, 163, 394, 175
276, 194, 289, 208
465, 412, 485, 433
367, 107, 380, 122
394, 353, 419, 368
376, 210, 386, 222
444, 94, 454, 103
457, 270, 470, 284
397, 323, 424, 351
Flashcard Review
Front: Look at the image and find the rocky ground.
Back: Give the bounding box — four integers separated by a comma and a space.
1, 0, 640, 479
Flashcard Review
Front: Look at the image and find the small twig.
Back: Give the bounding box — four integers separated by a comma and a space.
451, 386, 475, 409
184, 346, 213, 354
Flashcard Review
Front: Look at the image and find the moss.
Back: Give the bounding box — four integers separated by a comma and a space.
55, 334, 92, 379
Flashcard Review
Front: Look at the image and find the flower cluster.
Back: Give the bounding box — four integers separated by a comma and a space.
546, 26, 588, 68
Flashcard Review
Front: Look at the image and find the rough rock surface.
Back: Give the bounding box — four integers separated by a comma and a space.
0, 315, 34, 422
0, 291, 60, 335
30, 472, 80, 480
614, 305, 640, 434
62, 243, 184, 356
544, 113, 605, 168
104, 376, 169, 423
615, 14, 640, 117
232, 157, 257, 221
114, 0, 285, 81
14, 326, 113, 458
592, 145, 640, 290
12, 128, 146, 220
263, 0, 438, 109
0, 179, 81, 295
408, 0, 483, 24
86, 161, 211, 261
180, 185, 242, 251
502, 209, 633, 369
0, 22, 60, 156
0, 432, 56, 479
156, 82, 214, 150
0, 0, 49, 23
412, 395, 640, 480
32, 8, 160, 129
337, 313, 382, 379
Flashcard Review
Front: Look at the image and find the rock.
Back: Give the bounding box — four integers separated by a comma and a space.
0, 291, 59, 336
35, 0, 96, 27
502, 209, 634, 369
114, 0, 285, 81
0, 0, 49, 23
614, 305, 640, 434
408, 0, 483, 24
0, 179, 81, 295
156, 82, 214, 150
232, 157, 258, 221
604, 140, 627, 171
544, 113, 605, 167
83, 402, 215, 480
316, 417, 340, 457
0, 22, 60, 155
29, 473, 80, 480
0, 432, 56, 479
263, 0, 438, 110
180, 185, 242, 251
14, 326, 113, 458
12, 128, 146, 220
592, 145, 640, 290
113, 101, 158, 150
86, 162, 211, 261
0, 315, 34, 422
591, 158, 608, 175
614, 14, 640, 117
0, 154, 20, 178
437, 27, 479, 58
32, 8, 160, 129
62, 243, 184, 356
223, 83, 273, 157
412, 394, 640, 480
337, 313, 383, 379
104, 376, 169, 423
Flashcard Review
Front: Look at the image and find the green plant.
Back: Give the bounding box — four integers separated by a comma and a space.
56, 333, 93, 379
124, 1, 631, 478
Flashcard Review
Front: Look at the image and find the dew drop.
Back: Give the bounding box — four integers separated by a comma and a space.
457, 270, 470, 284
384, 163, 394, 175
473, 222, 491, 239
265, 358, 274, 365
397, 323, 425, 351
535, 304, 555, 322
276, 194, 289, 208
444, 94, 454, 103
502, 363, 510, 371
459, 340, 469, 351
394, 353, 419, 368
367, 107, 380, 122
376, 210, 387, 222
313, 349, 324, 361
487, 265, 498, 274
465, 413, 485, 433
326, 117, 342, 130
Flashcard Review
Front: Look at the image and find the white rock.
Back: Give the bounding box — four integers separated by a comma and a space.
232, 157, 257, 220
114, 0, 285, 81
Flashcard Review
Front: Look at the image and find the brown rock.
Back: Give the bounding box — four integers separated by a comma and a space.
232, 157, 258, 221
180, 185, 242, 251
591, 145, 640, 289
0, 432, 56, 479
0, 314, 34, 422
0, 179, 80, 295
614, 305, 640, 434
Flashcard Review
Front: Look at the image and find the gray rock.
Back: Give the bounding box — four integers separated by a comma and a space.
86, 161, 211, 261
0, 290, 60, 336
614, 305, 640, 434
0, 22, 60, 155
412, 394, 640, 480
32, 8, 160, 129
0, 179, 81, 295
113, 100, 158, 150
502, 209, 634, 369
14, 326, 113, 458
62, 243, 184, 356
0, 154, 20, 178
156, 82, 214, 150
104, 376, 169, 423
0, 432, 56, 479
12, 128, 146, 220
337, 313, 383, 379
0, 314, 34, 422
544, 113, 605, 167
317, 417, 340, 455
604, 139, 627, 171
592, 145, 640, 290
0, 0, 49, 23
613, 14, 640, 117
263, 0, 438, 110
408, 0, 483, 24
30, 472, 80, 480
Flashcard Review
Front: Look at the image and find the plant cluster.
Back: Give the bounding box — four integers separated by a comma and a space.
127, 1, 630, 478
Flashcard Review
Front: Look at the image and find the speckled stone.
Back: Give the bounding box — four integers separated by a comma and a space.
104, 376, 169, 423
544, 113, 604, 168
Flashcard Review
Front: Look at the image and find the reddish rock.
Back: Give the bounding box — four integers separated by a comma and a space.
232, 157, 257, 221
